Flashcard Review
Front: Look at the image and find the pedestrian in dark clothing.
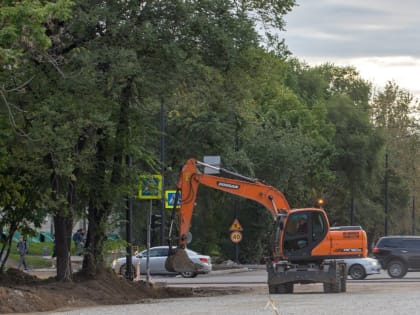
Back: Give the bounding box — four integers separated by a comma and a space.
72, 229, 84, 256
16, 235, 28, 271
51, 234, 56, 268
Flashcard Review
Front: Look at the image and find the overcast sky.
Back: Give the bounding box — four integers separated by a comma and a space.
282, 0, 420, 100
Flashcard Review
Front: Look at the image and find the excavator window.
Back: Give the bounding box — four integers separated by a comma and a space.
285, 214, 308, 236
284, 214, 309, 252
312, 213, 325, 241
297, 217, 308, 233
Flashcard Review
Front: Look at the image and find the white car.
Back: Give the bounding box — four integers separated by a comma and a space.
343, 257, 381, 280
111, 246, 212, 278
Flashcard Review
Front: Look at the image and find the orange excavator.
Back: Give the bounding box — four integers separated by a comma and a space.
165, 159, 368, 293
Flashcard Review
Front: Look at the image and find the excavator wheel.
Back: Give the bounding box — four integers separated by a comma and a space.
340, 263, 347, 292
323, 262, 345, 293
268, 282, 294, 294
323, 280, 340, 293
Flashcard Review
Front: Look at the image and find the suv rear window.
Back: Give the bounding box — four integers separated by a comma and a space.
377, 237, 420, 249
377, 238, 403, 248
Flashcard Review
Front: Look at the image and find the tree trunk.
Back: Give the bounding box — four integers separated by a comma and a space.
82, 201, 109, 277
81, 128, 110, 277
54, 214, 73, 281
51, 171, 74, 282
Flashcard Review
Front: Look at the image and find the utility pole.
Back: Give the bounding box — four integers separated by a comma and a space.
412, 196, 416, 235
125, 155, 133, 280
384, 151, 389, 236
159, 100, 165, 245
234, 117, 239, 263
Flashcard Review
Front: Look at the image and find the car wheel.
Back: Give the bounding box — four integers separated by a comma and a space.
387, 260, 407, 278
348, 264, 366, 280
180, 271, 198, 278
119, 264, 136, 278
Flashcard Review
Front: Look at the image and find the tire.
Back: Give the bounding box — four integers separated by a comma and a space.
119, 264, 136, 279
268, 285, 277, 294
268, 283, 294, 294
387, 260, 407, 278
180, 271, 198, 278
340, 263, 347, 292
324, 263, 342, 293
348, 264, 367, 280
323, 282, 332, 293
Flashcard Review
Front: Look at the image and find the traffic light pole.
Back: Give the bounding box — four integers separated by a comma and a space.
160, 99, 165, 246
125, 155, 133, 281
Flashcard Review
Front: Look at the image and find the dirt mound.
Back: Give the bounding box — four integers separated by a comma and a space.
0, 268, 196, 314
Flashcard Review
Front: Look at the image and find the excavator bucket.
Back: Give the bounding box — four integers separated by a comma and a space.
165, 248, 200, 273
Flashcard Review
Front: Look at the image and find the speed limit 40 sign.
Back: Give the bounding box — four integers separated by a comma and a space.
230, 231, 242, 243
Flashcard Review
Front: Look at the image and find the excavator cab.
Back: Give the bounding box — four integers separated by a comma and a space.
281, 210, 328, 262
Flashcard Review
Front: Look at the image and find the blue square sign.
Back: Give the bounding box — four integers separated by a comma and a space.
165, 190, 181, 208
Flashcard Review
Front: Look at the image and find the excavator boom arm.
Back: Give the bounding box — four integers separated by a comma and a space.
175, 159, 290, 248
165, 158, 290, 273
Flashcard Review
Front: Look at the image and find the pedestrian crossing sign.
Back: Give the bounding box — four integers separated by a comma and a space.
138, 175, 162, 199
165, 190, 181, 208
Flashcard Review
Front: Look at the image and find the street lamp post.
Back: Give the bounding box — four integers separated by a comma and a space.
384, 151, 389, 236
159, 100, 165, 245
125, 155, 133, 280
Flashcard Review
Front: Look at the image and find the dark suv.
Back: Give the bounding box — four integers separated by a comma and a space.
373, 236, 420, 278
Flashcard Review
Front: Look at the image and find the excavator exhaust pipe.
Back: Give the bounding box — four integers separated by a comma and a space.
165, 248, 200, 273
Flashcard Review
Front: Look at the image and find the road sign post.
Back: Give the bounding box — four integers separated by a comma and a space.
229, 218, 243, 257
139, 174, 162, 282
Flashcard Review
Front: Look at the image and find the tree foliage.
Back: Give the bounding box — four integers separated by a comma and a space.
1, 0, 419, 276
0, 0, 74, 65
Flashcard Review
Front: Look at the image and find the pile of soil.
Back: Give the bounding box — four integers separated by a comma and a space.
0, 268, 231, 314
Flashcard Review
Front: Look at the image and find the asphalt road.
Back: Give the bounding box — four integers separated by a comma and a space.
44, 277, 420, 315
142, 267, 420, 287
34, 266, 420, 315
31, 266, 420, 315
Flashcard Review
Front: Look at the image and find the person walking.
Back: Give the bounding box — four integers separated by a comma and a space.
51, 234, 56, 268
72, 229, 84, 256
16, 235, 28, 271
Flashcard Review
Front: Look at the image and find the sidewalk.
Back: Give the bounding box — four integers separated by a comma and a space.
26, 256, 83, 279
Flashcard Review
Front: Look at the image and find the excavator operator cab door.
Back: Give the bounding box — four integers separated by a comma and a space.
283, 210, 327, 261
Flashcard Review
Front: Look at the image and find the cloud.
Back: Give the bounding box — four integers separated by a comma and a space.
282, 1, 420, 100
284, 0, 420, 58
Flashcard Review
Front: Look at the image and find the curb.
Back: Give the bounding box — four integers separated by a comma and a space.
210, 267, 250, 275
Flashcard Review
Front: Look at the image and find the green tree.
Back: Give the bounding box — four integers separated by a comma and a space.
371, 81, 419, 234
0, 0, 74, 65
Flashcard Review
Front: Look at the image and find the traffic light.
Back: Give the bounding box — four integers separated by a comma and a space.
151, 214, 162, 229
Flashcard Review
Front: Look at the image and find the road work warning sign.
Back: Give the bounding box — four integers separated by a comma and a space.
229, 218, 243, 231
